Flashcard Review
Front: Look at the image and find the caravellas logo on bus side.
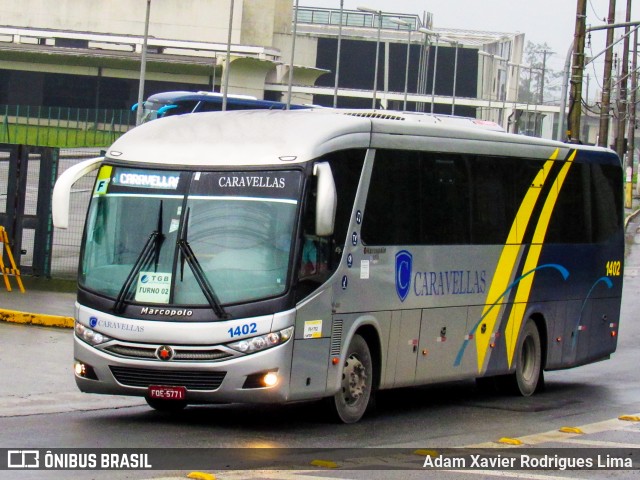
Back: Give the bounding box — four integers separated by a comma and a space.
395, 250, 412, 302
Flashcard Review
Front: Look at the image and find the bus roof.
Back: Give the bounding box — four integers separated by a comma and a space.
140, 90, 308, 113
106, 109, 619, 168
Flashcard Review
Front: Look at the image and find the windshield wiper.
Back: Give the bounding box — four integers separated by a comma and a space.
178, 207, 230, 319
113, 201, 164, 313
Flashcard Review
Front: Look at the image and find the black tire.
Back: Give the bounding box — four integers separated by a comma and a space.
506, 319, 542, 396
145, 397, 188, 412
331, 334, 373, 424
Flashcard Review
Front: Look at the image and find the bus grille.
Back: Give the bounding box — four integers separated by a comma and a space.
109, 366, 226, 390
330, 319, 343, 357
342, 111, 406, 121
104, 344, 233, 362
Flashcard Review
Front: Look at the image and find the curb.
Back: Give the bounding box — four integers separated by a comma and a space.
0, 308, 74, 328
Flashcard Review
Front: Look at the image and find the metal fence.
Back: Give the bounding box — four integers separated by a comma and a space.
0, 104, 136, 279
0, 147, 99, 279
51, 149, 101, 279
0, 105, 135, 148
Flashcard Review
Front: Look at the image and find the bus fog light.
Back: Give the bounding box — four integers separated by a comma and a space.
74, 360, 98, 380
242, 370, 279, 388
263, 372, 278, 387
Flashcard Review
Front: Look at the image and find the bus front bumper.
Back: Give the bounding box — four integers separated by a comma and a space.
73, 335, 294, 404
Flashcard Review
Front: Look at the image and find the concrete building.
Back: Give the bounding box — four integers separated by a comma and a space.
0, 0, 559, 133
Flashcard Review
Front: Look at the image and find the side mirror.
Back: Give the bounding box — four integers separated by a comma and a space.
313, 162, 337, 236
52, 157, 103, 229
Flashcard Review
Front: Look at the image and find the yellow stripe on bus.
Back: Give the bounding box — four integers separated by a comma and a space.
504, 150, 577, 367
475, 148, 560, 373
94, 165, 113, 195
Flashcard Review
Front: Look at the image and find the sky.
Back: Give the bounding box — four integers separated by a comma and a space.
305, 0, 640, 102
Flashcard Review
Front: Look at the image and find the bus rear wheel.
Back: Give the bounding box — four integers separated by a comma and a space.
507, 319, 542, 396
331, 334, 373, 424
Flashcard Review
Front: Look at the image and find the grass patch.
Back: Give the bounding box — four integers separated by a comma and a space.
1, 122, 125, 148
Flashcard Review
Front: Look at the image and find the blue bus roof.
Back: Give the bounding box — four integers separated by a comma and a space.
144, 91, 309, 111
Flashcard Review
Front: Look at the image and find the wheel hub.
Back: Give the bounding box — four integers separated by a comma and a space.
342, 354, 367, 404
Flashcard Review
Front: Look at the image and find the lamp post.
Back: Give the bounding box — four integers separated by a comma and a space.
222, 0, 234, 111
508, 62, 525, 134
419, 27, 439, 114
333, 0, 344, 108
495, 54, 509, 127
286, 0, 300, 109
443, 38, 460, 115
135, 0, 151, 126
390, 17, 412, 111
358, 6, 383, 108
478, 51, 494, 120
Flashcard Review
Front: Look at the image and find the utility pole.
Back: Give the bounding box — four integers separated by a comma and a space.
628, 28, 638, 201
618, 0, 633, 208
568, 0, 587, 142
539, 49, 550, 105
598, 0, 617, 147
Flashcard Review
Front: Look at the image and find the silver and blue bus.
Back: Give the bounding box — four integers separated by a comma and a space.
53, 109, 624, 423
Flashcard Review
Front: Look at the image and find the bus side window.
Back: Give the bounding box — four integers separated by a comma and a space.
296, 150, 366, 299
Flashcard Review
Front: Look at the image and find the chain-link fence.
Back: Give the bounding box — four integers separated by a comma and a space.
51, 149, 101, 279
0, 147, 100, 279
0, 104, 135, 279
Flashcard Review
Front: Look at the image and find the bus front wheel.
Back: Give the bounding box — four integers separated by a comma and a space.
331, 334, 373, 424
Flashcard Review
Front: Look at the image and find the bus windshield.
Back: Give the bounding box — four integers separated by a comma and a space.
81, 166, 303, 309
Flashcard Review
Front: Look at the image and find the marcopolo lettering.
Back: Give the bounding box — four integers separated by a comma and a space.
218, 176, 285, 189
140, 307, 194, 317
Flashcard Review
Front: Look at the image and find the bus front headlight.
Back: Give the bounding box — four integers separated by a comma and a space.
227, 326, 293, 354
75, 322, 112, 346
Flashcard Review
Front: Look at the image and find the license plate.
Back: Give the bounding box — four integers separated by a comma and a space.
148, 385, 186, 400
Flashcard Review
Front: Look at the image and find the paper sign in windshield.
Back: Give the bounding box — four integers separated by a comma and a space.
135, 272, 171, 303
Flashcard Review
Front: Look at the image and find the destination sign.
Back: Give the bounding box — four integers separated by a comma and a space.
113, 170, 180, 190
190, 170, 303, 199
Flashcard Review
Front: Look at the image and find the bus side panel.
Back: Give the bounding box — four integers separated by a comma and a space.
416, 306, 471, 383
387, 309, 420, 388
535, 242, 622, 370
543, 301, 569, 370
557, 298, 619, 369
586, 297, 619, 361
289, 338, 331, 401
289, 286, 333, 401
